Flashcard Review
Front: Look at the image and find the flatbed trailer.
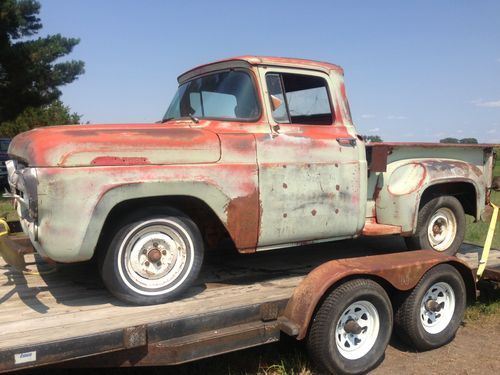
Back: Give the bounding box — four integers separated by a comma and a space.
0, 235, 498, 374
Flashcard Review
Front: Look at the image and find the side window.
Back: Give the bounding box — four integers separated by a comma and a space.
266, 73, 334, 125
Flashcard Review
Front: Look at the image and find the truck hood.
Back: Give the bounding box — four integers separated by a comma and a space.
8, 124, 221, 167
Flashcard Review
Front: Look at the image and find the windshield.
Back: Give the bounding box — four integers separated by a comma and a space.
0, 139, 10, 153
163, 70, 260, 122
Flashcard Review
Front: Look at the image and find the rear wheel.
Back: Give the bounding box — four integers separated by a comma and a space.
405, 195, 465, 256
100, 208, 204, 305
307, 279, 393, 374
394, 264, 466, 350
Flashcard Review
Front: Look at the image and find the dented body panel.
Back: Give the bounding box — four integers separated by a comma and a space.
6, 56, 498, 263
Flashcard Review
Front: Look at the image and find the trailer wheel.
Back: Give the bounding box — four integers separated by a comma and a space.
405, 195, 465, 256
100, 208, 204, 305
307, 279, 393, 374
394, 264, 466, 350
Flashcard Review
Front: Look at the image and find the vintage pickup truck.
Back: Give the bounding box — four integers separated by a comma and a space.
5, 56, 499, 304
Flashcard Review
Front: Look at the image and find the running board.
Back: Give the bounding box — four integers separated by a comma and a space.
362, 220, 402, 236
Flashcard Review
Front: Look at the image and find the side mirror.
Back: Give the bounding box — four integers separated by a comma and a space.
492, 176, 500, 191
270, 95, 282, 111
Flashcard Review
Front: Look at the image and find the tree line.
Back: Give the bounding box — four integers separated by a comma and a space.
0, 0, 84, 138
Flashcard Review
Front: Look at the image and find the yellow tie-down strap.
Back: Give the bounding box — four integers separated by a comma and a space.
477, 203, 499, 281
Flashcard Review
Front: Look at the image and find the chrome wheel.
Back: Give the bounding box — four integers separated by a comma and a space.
427, 207, 457, 251
420, 282, 455, 334
335, 300, 380, 360
117, 219, 193, 296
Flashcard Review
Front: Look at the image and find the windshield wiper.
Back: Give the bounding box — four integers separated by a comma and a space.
160, 117, 173, 123
188, 114, 199, 124
159, 115, 199, 124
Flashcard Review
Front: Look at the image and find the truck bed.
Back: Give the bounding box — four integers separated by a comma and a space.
0, 237, 498, 372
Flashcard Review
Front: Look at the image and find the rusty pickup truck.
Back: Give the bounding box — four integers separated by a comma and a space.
5, 56, 498, 304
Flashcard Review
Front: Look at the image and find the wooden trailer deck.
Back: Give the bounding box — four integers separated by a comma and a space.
0, 236, 499, 372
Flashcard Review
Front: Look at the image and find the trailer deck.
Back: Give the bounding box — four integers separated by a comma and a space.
1, 237, 499, 372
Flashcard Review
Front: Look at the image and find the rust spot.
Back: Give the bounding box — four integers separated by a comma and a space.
91, 156, 150, 166
335, 209, 339, 214
283, 183, 288, 189
336, 184, 340, 191
311, 209, 317, 216
283, 213, 287, 218
335, 163, 339, 168
283, 165, 287, 168
225, 189, 260, 251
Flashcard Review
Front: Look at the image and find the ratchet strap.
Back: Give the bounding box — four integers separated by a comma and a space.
477, 203, 499, 281
0, 218, 56, 275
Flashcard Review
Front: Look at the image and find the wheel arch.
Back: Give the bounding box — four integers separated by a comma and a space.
282, 251, 475, 340
81, 181, 242, 260
94, 195, 233, 258
417, 179, 479, 222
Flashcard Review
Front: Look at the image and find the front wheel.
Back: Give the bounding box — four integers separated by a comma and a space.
100, 208, 204, 305
307, 279, 393, 374
405, 195, 465, 256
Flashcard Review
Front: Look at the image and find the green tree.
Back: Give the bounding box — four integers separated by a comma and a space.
459, 138, 478, 144
365, 135, 383, 143
0, 0, 84, 124
440, 137, 459, 144
0, 100, 81, 137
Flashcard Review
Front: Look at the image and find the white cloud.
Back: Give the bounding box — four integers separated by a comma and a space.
361, 114, 376, 119
471, 99, 500, 108
386, 115, 408, 120
487, 129, 497, 134
368, 127, 380, 132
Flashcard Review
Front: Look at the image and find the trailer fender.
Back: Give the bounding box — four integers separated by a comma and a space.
282, 250, 475, 340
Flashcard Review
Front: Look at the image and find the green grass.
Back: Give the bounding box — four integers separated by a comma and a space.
0, 197, 16, 221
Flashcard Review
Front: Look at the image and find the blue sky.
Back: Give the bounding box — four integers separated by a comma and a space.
38, 0, 500, 143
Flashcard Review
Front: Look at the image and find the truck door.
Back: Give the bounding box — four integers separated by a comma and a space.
255, 67, 363, 248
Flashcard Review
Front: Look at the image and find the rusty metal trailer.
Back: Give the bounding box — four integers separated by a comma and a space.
0, 235, 497, 374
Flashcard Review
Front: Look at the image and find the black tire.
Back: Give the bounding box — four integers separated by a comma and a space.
99, 207, 204, 305
405, 195, 465, 256
394, 264, 466, 351
307, 279, 393, 375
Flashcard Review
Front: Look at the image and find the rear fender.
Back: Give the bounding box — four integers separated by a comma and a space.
375, 159, 484, 232
282, 250, 475, 340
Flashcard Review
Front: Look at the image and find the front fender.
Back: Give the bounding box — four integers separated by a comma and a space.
282, 250, 475, 340
375, 159, 485, 232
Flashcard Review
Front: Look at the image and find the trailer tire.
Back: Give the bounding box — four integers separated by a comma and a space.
307, 279, 393, 375
394, 264, 466, 350
99, 207, 204, 305
405, 195, 465, 256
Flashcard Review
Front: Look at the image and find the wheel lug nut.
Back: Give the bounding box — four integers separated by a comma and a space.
157, 262, 161, 266
145, 261, 150, 266
162, 250, 167, 255
142, 249, 147, 254
153, 242, 158, 247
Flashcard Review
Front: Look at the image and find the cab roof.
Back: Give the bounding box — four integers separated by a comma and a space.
178, 56, 344, 83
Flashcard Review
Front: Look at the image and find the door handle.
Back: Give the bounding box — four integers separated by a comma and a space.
337, 137, 357, 146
